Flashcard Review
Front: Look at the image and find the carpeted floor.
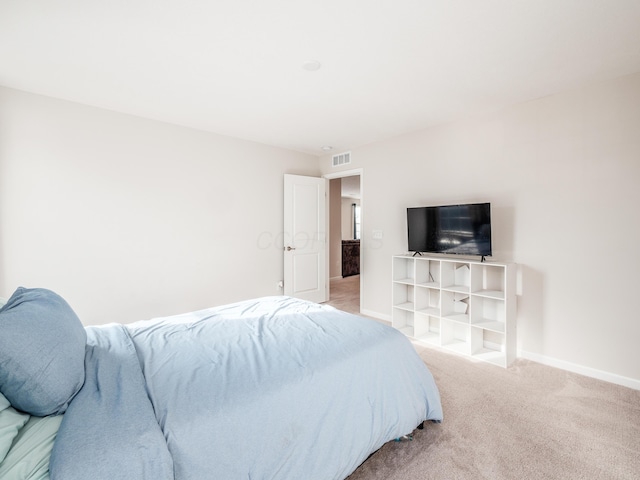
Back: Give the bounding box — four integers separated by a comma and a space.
328, 276, 640, 480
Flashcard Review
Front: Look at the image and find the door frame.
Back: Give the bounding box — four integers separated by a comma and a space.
323, 168, 364, 312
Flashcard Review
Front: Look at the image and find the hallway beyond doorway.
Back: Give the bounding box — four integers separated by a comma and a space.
326, 275, 360, 315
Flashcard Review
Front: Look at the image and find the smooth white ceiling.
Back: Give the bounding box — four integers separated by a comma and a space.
2, 1, 640, 156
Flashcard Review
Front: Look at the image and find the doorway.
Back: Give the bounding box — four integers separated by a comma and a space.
325, 170, 362, 314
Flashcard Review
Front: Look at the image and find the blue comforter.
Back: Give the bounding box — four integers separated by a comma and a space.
50, 296, 442, 480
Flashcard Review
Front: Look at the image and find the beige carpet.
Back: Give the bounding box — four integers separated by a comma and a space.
328, 276, 640, 480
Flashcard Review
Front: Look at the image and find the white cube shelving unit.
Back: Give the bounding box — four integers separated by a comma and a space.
392, 254, 516, 368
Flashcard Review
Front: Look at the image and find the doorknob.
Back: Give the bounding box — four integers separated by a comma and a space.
285, 246, 296, 251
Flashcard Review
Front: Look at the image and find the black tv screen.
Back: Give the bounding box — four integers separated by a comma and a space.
407, 203, 492, 257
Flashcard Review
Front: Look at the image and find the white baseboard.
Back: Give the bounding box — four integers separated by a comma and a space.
519, 350, 640, 391
357, 309, 640, 391
360, 308, 391, 324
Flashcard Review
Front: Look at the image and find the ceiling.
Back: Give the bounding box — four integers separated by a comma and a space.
2, 1, 640, 156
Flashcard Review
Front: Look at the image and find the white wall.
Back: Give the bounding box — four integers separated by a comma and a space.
2, 72, 639, 386
0, 87, 319, 325
329, 178, 342, 278
320, 72, 640, 386
341, 198, 360, 240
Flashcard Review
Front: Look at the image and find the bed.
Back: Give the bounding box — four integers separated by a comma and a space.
0, 287, 442, 480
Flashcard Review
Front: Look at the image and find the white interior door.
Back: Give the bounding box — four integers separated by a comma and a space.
283, 174, 327, 303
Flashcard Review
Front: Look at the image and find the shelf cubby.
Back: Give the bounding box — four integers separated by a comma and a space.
392, 282, 414, 311
392, 308, 414, 337
471, 327, 507, 366
440, 290, 470, 324
414, 313, 440, 346
470, 295, 505, 333
393, 256, 415, 284
415, 258, 441, 288
415, 286, 440, 316
441, 318, 471, 356
471, 263, 506, 299
441, 261, 471, 293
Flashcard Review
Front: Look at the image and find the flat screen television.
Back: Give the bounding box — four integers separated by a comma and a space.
407, 203, 492, 258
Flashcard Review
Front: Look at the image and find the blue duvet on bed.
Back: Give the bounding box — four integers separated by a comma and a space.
50, 296, 442, 480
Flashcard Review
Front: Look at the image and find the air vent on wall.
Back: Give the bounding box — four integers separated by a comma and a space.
332, 151, 351, 167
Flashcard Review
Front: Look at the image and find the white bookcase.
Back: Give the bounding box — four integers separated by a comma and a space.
392, 254, 516, 367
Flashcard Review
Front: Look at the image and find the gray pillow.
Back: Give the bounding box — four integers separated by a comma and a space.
0, 288, 86, 416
